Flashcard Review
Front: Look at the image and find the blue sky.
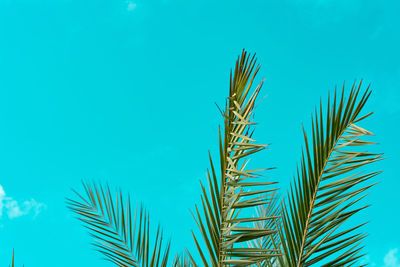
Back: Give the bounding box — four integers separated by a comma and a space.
0, 0, 399, 266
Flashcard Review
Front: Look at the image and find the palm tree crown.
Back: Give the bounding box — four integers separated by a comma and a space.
67, 50, 383, 267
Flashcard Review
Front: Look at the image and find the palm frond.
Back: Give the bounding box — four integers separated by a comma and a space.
190, 50, 279, 266
247, 193, 285, 267
67, 182, 171, 267
281, 82, 383, 266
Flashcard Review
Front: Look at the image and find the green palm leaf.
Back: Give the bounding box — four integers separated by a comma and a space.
67, 182, 171, 267
247, 193, 285, 267
280, 82, 383, 266
190, 50, 279, 266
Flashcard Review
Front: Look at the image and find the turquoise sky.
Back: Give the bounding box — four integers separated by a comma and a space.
0, 0, 399, 266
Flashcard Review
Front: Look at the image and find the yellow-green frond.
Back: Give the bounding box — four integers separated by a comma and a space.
191, 50, 279, 266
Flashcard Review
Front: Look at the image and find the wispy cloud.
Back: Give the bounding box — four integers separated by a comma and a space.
126, 1, 137, 11
384, 248, 400, 267
0, 184, 45, 220
353, 248, 400, 267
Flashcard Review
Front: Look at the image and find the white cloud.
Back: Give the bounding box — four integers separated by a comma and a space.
384, 248, 400, 267
0, 184, 45, 220
126, 1, 137, 11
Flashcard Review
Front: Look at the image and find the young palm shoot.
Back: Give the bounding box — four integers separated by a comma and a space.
190, 50, 279, 266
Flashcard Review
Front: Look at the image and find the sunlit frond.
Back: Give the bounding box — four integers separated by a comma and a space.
10, 249, 14, 267
190, 50, 279, 266
247, 193, 285, 267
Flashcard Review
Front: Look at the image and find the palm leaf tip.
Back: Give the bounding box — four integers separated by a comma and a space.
281, 81, 383, 267
191, 50, 280, 266
66, 181, 171, 267
11, 249, 14, 267
173, 250, 197, 267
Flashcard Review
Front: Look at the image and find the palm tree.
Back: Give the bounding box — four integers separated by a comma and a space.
68, 50, 382, 266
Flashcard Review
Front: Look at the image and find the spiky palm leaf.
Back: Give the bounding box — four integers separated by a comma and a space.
190, 50, 279, 266
247, 193, 284, 267
67, 182, 171, 267
280, 82, 383, 266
